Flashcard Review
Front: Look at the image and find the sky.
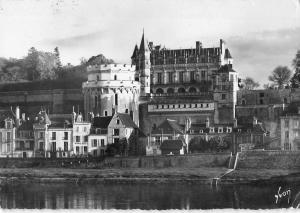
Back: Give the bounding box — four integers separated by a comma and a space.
0, 0, 300, 85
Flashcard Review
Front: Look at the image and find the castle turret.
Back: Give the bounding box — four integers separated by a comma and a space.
138, 31, 151, 96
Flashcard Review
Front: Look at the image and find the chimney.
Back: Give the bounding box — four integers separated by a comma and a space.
15, 106, 20, 120
205, 117, 210, 128
253, 117, 258, 126
21, 113, 26, 121
233, 118, 238, 128
196, 41, 202, 52
149, 42, 153, 50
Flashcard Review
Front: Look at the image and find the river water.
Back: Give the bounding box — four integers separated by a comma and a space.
0, 182, 300, 209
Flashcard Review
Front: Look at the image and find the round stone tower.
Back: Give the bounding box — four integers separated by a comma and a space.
82, 64, 140, 125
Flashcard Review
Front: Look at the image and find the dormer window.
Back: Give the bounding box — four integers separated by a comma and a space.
227, 127, 232, 133
210, 127, 214, 133
218, 127, 223, 133
116, 119, 120, 125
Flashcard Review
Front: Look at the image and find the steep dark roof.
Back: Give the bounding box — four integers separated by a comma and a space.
152, 119, 184, 135
131, 45, 139, 59
225, 48, 232, 59
139, 31, 150, 53
117, 113, 138, 128
35, 111, 51, 125
160, 140, 185, 150
18, 120, 33, 131
93, 116, 113, 128
218, 64, 236, 73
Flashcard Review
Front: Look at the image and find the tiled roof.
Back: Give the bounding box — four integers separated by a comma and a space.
93, 116, 113, 128
160, 139, 185, 150
152, 119, 184, 135
233, 123, 266, 134
117, 113, 138, 128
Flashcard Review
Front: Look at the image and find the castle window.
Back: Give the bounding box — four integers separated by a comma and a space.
116, 119, 120, 124
259, 93, 264, 98
227, 127, 232, 133
97, 75, 100, 81
206, 104, 209, 107
114, 75, 117, 80
156, 88, 164, 94
189, 104, 192, 108
199, 130, 203, 133
104, 110, 108, 116
200, 104, 203, 108
167, 88, 174, 94
195, 104, 197, 108
168, 72, 173, 83
201, 71, 206, 78
95, 96, 98, 107
125, 109, 129, 113
222, 94, 226, 100
173, 105, 175, 108
241, 99, 246, 105
218, 128, 223, 133
179, 72, 184, 83
178, 88, 185, 93
283, 98, 288, 104
162, 105, 164, 109
157, 73, 162, 84
115, 94, 118, 105
260, 99, 264, 105
190, 71, 195, 82
210, 128, 214, 133
184, 104, 186, 108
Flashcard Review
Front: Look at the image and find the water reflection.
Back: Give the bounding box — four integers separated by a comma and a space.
0, 182, 299, 209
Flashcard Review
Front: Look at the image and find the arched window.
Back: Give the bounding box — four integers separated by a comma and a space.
114, 75, 117, 80
156, 88, 164, 94
178, 88, 185, 93
167, 88, 174, 94
241, 99, 246, 105
188, 87, 197, 93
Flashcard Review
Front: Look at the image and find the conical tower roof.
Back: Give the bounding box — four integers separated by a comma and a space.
131, 44, 139, 59
139, 30, 150, 53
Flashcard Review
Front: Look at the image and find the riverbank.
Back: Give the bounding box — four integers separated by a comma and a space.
1, 167, 300, 185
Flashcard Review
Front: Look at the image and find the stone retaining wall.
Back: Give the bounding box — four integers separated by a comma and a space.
0, 153, 230, 169
237, 151, 300, 170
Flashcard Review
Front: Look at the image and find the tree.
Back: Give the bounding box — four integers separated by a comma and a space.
290, 50, 300, 88
242, 77, 260, 90
23, 47, 58, 80
268, 66, 291, 89
54, 47, 63, 74
86, 54, 115, 65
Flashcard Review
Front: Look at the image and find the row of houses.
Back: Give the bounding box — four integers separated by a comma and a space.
146, 116, 269, 155
3, 104, 291, 158
0, 107, 145, 158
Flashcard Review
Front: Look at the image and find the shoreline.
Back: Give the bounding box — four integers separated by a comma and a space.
1, 167, 300, 185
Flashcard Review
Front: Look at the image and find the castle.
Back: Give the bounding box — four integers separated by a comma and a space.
83, 32, 239, 135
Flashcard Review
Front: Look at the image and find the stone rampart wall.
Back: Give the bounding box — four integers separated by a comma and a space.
0, 153, 230, 169
237, 151, 300, 170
